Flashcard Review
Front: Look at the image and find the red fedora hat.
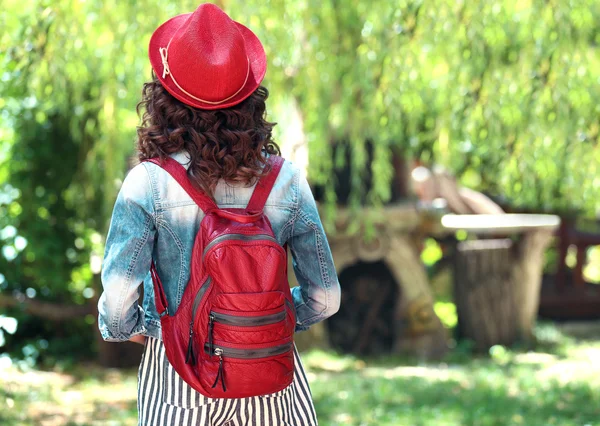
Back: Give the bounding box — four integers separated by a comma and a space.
149, 3, 267, 110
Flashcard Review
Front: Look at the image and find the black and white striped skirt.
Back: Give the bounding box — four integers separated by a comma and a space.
137, 337, 318, 426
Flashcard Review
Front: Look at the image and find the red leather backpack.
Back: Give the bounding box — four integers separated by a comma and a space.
145, 155, 294, 398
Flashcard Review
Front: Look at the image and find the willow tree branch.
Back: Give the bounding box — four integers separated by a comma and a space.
0, 293, 94, 321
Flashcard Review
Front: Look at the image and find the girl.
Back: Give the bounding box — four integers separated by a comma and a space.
98, 3, 340, 425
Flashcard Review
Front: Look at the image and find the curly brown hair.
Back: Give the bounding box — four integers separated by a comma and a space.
136, 73, 280, 197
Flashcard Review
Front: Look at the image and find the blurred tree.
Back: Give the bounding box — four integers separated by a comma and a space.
234, 0, 600, 217
0, 0, 172, 365
1, 0, 599, 363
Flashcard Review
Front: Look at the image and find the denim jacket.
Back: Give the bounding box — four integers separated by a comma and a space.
98, 151, 341, 342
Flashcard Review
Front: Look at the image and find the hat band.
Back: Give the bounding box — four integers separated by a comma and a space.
159, 46, 250, 105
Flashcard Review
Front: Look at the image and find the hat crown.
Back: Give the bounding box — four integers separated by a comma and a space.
149, 2, 266, 110
163, 4, 250, 103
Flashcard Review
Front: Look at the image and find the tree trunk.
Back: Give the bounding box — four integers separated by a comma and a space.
511, 229, 555, 341
385, 234, 448, 359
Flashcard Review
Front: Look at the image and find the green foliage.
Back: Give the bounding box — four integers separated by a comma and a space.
434, 301, 458, 329
430, 0, 600, 216
2, 0, 600, 362
225, 0, 600, 215
0, 0, 169, 359
421, 238, 444, 266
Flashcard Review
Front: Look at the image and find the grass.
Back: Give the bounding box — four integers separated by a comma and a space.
0, 365, 138, 426
305, 347, 600, 425
2, 329, 600, 426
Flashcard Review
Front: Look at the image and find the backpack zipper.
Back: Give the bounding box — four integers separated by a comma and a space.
212, 348, 226, 391
210, 310, 286, 327
204, 342, 293, 359
202, 234, 279, 260
207, 308, 286, 350
206, 343, 292, 392
208, 314, 215, 355
185, 276, 212, 365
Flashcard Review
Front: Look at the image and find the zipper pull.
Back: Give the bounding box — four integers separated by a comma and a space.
185, 320, 195, 365
208, 314, 215, 355
211, 348, 226, 392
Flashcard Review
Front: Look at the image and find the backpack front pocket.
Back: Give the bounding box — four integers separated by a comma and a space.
201, 338, 294, 397
206, 291, 295, 349
199, 291, 296, 397
208, 307, 292, 347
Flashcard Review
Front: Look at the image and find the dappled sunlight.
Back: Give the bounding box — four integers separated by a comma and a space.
1, 366, 138, 425
363, 364, 462, 381
306, 342, 600, 425
535, 345, 600, 384
2, 0, 600, 425
2, 341, 600, 425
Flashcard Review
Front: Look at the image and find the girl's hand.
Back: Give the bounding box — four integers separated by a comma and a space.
129, 334, 147, 346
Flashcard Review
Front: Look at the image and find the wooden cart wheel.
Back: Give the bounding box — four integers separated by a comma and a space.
326, 261, 398, 355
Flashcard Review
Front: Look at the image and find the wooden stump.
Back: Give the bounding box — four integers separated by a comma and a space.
454, 239, 517, 350
453, 228, 555, 350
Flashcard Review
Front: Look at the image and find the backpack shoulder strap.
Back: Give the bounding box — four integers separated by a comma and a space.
246, 156, 285, 213
145, 157, 218, 213
145, 156, 218, 318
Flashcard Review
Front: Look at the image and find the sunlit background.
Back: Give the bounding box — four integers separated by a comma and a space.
2, 1, 600, 425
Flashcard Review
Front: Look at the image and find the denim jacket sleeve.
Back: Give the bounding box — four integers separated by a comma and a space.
288, 172, 341, 332
98, 164, 156, 341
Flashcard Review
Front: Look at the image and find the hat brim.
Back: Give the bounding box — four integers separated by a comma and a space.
148, 13, 267, 110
